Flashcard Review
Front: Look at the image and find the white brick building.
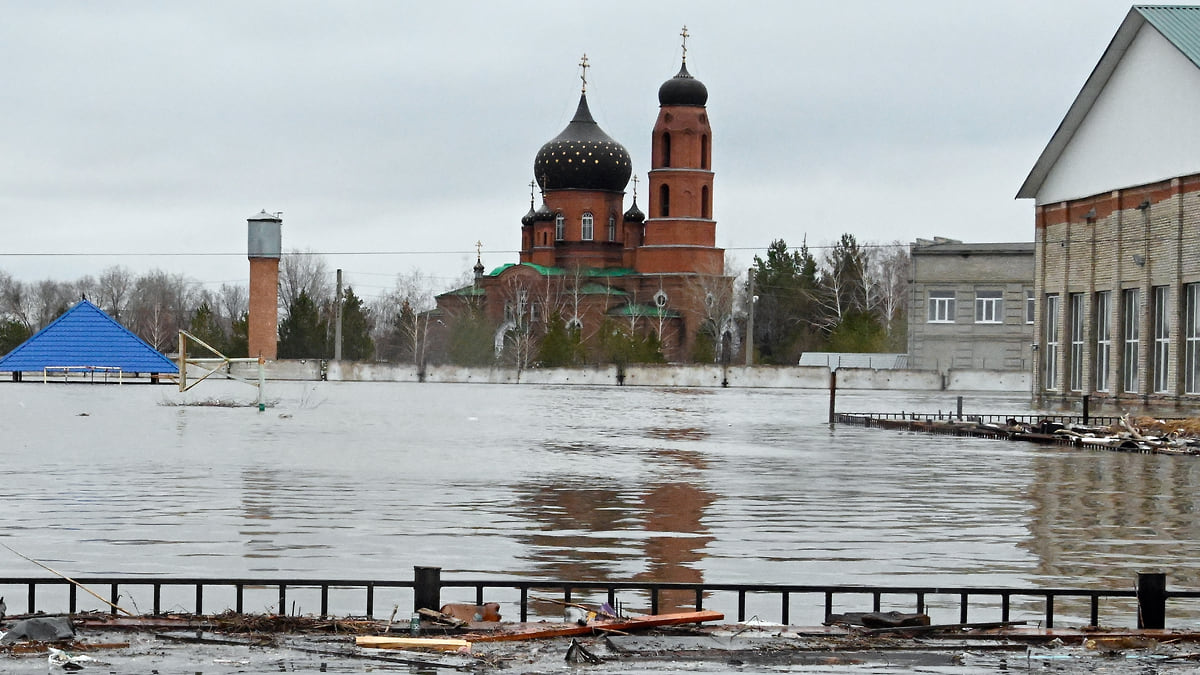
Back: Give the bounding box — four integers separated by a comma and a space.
1018, 5, 1200, 409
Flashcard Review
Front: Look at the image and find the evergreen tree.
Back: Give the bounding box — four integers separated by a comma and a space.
446, 305, 494, 366
537, 312, 585, 367
187, 301, 228, 356
751, 238, 825, 364
278, 290, 330, 359
227, 312, 249, 358
0, 318, 30, 357
339, 286, 375, 361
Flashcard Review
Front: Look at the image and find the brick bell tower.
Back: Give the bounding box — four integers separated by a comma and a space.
639, 27, 723, 276
247, 210, 281, 360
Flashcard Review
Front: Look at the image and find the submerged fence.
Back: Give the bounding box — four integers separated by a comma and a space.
0, 570, 1191, 630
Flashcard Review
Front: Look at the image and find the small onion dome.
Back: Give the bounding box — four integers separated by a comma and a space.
535, 94, 632, 192
521, 206, 536, 227
658, 62, 708, 107
623, 198, 645, 223
534, 200, 555, 222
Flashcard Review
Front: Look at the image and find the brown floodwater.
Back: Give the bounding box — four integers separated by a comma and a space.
1, 381, 1197, 627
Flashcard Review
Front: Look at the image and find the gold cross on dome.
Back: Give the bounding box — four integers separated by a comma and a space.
632, 174, 639, 198
475, 240, 483, 258
579, 53, 589, 93
680, 26, 689, 62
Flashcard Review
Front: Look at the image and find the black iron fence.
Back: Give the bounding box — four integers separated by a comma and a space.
0, 571, 1191, 630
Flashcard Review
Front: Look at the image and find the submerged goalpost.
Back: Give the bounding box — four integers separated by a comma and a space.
177, 330, 265, 407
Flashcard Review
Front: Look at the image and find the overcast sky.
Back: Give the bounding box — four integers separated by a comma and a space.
0, 1, 1140, 302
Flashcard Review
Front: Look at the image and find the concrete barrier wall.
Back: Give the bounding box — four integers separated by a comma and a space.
947, 370, 1031, 392
244, 360, 1031, 392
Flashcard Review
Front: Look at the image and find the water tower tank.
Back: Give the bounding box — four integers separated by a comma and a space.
247, 210, 282, 259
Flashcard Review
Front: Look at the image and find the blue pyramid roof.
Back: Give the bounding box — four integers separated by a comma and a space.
0, 299, 178, 374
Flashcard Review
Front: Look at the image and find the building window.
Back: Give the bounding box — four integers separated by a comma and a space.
1026, 290, 1035, 324
659, 185, 670, 217
1122, 288, 1140, 393
1045, 294, 1060, 390
1095, 291, 1111, 392
555, 213, 564, 241
701, 185, 710, 219
700, 134, 709, 169
927, 291, 955, 323
975, 291, 1003, 323
662, 132, 672, 167
1069, 293, 1084, 391
581, 212, 593, 241
1186, 284, 1200, 394
607, 214, 616, 241
1153, 285, 1170, 393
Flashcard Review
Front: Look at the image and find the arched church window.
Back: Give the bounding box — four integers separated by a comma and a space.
701, 134, 709, 169
555, 213, 565, 241
662, 133, 672, 167
581, 212, 593, 241
608, 214, 616, 241
701, 185, 710, 219
659, 185, 670, 217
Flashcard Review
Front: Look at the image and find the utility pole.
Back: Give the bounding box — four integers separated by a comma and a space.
745, 267, 755, 366
334, 268, 343, 361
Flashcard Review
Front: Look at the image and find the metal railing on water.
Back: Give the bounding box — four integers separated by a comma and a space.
0, 570, 1190, 630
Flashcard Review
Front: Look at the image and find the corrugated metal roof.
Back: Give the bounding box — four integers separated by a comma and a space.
608, 304, 681, 318
1138, 5, 1200, 68
0, 299, 178, 374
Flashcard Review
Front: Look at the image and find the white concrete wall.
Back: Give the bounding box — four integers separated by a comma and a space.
245, 361, 1031, 392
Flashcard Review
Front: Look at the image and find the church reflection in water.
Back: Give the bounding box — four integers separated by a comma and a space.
510, 447, 715, 614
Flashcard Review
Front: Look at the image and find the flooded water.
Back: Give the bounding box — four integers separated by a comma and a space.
2, 381, 1199, 627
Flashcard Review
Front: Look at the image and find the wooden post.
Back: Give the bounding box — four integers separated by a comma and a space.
1137, 572, 1166, 629
1082, 395, 1090, 424
828, 369, 837, 425
956, 396, 963, 420
414, 566, 441, 613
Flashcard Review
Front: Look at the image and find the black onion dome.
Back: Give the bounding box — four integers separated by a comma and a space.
534, 200, 555, 222
535, 94, 632, 192
521, 206, 536, 226
658, 62, 708, 106
623, 198, 645, 223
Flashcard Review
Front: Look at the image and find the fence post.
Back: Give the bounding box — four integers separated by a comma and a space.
1137, 572, 1166, 629
1082, 395, 1090, 424
828, 370, 837, 425
956, 396, 963, 420
414, 566, 442, 613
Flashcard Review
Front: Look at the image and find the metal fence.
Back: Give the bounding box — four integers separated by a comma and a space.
0, 571, 1190, 629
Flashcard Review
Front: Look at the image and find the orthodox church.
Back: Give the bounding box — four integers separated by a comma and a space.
436, 35, 733, 363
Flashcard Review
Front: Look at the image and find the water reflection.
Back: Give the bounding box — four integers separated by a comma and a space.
510, 444, 715, 612
1025, 451, 1200, 590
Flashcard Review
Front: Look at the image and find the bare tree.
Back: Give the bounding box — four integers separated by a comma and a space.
0, 272, 34, 330
96, 266, 135, 321
374, 269, 438, 364
218, 283, 249, 328
279, 249, 333, 319
32, 280, 75, 329
128, 269, 196, 352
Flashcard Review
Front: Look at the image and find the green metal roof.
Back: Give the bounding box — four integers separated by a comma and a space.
1138, 5, 1200, 68
608, 304, 681, 319
578, 282, 629, 295
488, 263, 637, 278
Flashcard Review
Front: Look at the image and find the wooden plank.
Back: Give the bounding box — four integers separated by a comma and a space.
355, 636, 471, 651
470, 610, 725, 642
